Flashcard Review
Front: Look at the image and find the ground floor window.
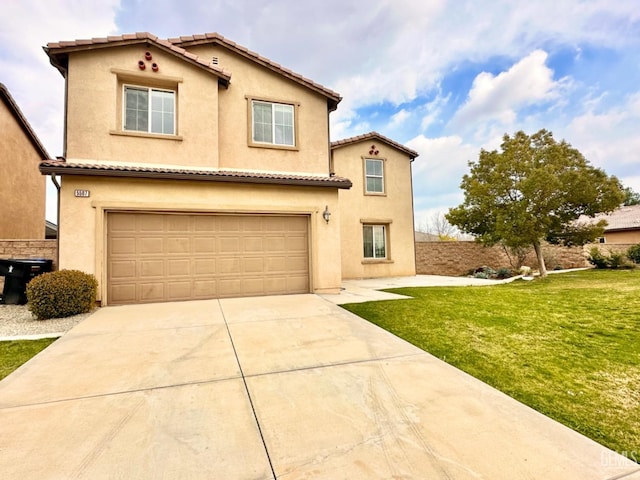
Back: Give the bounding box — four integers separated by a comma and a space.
363, 224, 386, 259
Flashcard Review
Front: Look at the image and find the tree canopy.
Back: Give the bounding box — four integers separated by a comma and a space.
623, 186, 640, 206
446, 129, 624, 276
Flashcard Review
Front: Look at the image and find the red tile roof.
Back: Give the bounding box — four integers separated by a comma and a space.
0, 83, 50, 159
44, 32, 231, 84
331, 132, 419, 159
39, 159, 352, 189
44, 32, 342, 107
170, 33, 341, 109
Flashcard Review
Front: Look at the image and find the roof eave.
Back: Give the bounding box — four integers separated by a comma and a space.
44, 37, 231, 86
0, 83, 51, 158
38, 163, 352, 189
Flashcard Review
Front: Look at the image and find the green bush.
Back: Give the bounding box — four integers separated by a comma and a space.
496, 267, 514, 279
608, 252, 628, 269
587, 247, 610, 269
628, 244, 640, 264
26, 270, 97, 320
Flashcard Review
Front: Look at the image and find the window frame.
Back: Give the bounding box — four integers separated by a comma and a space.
246, 96, 299, 150
362, 224, 387, 260
123, 84, 176, 136
364, 158, 386, 195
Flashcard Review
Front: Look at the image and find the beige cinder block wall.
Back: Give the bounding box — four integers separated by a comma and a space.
58, 176, 342, 303
0, 98, 45, 239
333, 142, 416, 278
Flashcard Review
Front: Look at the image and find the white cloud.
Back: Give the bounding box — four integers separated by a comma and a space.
388, 109, 411, 129
561, 94, 640, 186
451, 50, 563, 129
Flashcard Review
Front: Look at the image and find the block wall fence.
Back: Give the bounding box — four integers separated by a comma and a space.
415, 241, 636, 276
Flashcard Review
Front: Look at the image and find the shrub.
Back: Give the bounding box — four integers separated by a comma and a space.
496, 267, 514, 279
628, 244, 640, 264
587, 247, 609, 269
26, 269, 97, 320
608, 252, 628, 269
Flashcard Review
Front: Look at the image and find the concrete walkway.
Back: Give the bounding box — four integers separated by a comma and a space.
321, 274, 517, 304
0, 294, 638, 479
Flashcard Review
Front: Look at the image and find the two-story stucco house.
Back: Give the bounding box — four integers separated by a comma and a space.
40, 32, 417, 306
1, 83, 49, 239
332, 132, 418, 279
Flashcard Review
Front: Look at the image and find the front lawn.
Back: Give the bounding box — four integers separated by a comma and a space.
0, 338, 57, 381
342, 270, 639, 458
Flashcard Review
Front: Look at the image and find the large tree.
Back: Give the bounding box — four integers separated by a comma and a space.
446, 129, 624, 277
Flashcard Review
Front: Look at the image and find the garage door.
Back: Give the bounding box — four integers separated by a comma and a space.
107, 212, 309, 305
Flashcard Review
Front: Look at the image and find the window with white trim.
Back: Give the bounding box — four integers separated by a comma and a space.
252, 100, 295, 146
365, 158, 384, 193
363, 225, 386, 259
124, 86, 175, 135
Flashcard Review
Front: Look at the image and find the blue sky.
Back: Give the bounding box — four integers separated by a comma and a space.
1, 0, 639, 226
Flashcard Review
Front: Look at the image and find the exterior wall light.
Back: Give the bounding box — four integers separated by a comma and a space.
322, 205, 331, 223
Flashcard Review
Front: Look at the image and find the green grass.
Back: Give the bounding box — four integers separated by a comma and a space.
342, 270, 640, 457
0, 338, 57, 381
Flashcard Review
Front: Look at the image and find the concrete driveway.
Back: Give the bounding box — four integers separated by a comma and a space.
0, 294, 638, 479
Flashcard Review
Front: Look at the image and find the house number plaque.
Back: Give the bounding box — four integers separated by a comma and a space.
74, 189, 90, 198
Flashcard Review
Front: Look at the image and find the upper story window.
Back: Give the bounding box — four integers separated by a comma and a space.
251, 100, 295, 147
124, 85, 175, 135
365, 158, 384, 194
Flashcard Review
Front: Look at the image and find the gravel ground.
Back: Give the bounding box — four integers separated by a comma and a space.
0, 305, 96, 338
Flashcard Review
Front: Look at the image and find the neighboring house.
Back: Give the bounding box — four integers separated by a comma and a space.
332, 132, 418, 279
0, 83, 49, 239
414, 231, 440, 242
593, 205, 640, 244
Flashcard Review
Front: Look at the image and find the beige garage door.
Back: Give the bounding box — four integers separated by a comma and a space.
107, 212, 310, 305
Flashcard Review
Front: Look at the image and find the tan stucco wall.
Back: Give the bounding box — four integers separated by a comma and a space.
604, 230, 640, 244
58, 176, 342, 304
64, 44, 333, 176
185, 44, 331, 174
333, 142, 416, 278
65, 46, 219, 168
0, 100, 45, 239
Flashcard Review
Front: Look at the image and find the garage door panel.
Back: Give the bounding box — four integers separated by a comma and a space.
286, 235, 307, 252
140, 283, 165, 302
167, 281, 191, 300
194, 216, 216, 231
166, 215, 191, 232
167, 237, 191, 254
194, 258, 216, 275
110, 238, 136, 255
194, 237, 216, 254
108, 213, 309, 305
139, 237, 164, 254
140, 260, 165, 278
243, 237, 264, 253
287, 256, 308, 272
244, 257, 265, 274
217, 216, 240, 232
111, 284, 137, 303
194, 280, 217, 298
110, 260, 136, 279
110, 214, 137, 232
168, 259, 191, 276
219, 237, 241, 253
139, 215, 165, 232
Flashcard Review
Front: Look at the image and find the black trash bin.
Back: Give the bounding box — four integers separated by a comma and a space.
0, 259, 53, 305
